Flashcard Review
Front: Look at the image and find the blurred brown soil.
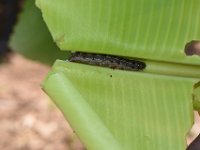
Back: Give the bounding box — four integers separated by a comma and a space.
0, 54, 84, 150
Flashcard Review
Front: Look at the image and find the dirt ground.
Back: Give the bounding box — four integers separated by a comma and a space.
0, 54, 199, 150
0, 54, 85, 150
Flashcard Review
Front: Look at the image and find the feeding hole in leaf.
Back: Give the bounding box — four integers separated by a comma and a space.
186, 112, 200, 150
68, 52, 146, 71
184, 40, 200, 56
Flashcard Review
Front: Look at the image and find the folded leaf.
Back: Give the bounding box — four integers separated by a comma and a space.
10, 0, 69, 65
43, 60, 198, 150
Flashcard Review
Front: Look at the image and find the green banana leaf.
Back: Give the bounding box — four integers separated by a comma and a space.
43, 61, 199, 150
9, 0, 69, 65
37, 0, 200, 149
36, 0, 200, 65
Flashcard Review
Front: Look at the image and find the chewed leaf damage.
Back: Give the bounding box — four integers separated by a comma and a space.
185, 40, 200, 56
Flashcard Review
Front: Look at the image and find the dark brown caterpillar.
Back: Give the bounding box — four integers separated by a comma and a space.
68, 52, 146, 71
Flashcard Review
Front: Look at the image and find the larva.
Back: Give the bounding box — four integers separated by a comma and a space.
68, 52, 146, 71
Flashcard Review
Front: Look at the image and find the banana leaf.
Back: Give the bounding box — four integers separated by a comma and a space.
36, 0, 200, 65
37, 0, 200, 149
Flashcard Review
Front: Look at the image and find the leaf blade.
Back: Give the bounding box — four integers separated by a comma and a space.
43, 60, 196, 150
